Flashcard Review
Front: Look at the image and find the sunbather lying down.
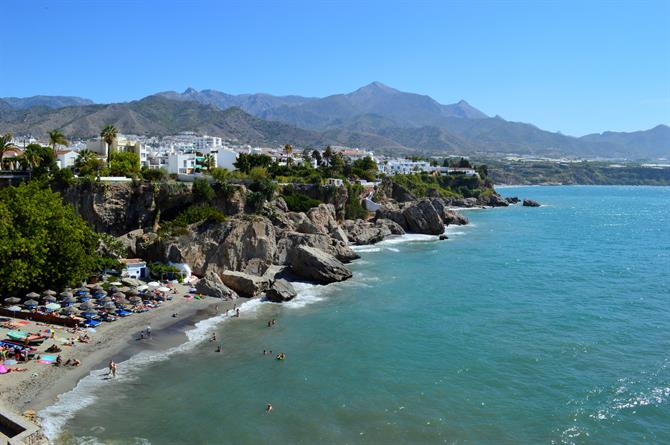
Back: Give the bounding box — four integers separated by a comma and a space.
64, 358, 81, 367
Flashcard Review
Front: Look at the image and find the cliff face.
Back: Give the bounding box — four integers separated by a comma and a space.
58, 182, 194, 236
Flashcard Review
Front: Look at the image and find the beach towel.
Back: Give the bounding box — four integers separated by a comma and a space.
39, 360, 54, 364
41, 355, 57, 361
3, 359, 17, 365
0, 364, 8, 374
17, 321, 30, 325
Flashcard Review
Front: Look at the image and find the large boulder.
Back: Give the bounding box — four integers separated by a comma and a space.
485, 194, 509, 207
290, 246, 353, 284
375, 205, 407, 228
343, 219, 391, 245
265, 279, 297, 302
401, 199, 445, 235
523, 199, 541, 207
276, 231, 360, 264
506, 196, 520, 204
220, 271, 271, 298
307, 204, 339, 234
161, 217, 277, 276
375, 218, 405, 235
442, 210, 469, 226
196, 271, 238, 299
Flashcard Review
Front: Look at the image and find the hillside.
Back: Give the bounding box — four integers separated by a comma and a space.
0, 95, 94, 109
0, 84, 668, 159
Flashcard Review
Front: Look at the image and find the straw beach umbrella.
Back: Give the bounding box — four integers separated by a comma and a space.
61, 306, 77, 315
61, 296, 77, 305
4, 297, 21, 305
26, 292, 40, 299
42, 295, 57, 303
59, 291, 73, 299
112, 292, 126, 299
103, 302, 117, 310
23, 299, 39, 308
43, 289, 57, 296
101, 296, 113, 303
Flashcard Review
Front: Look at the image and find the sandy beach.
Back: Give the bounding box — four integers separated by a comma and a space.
0, 285, 241, 420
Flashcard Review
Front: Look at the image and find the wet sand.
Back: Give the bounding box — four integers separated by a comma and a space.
0, 287, 242, 418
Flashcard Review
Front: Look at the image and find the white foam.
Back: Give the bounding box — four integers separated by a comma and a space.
376, 233, 437, 245
282, 282, 328, 309
39, 298, 261, 442
350, 246, 381, 253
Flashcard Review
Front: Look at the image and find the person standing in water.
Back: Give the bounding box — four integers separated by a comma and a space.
266, 403, 273, 413
109, 360, 117, 378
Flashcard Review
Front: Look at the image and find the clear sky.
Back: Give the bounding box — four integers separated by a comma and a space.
1, 0, 669, 136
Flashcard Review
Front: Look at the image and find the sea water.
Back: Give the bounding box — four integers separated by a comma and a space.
44, 186, 670, 444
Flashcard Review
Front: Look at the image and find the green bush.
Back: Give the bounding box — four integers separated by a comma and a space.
141, 166, 167, 181
192, 177, 215, 203
345, 183, 368, 220
282, 192, 321, 212
108, 151, 140, 177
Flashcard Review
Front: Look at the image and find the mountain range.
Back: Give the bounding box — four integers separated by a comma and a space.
1, 83, 668, 159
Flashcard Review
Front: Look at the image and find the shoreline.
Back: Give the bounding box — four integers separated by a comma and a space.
0, 287, 241, 423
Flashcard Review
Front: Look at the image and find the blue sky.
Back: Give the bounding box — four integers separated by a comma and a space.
1, 0, 669, 136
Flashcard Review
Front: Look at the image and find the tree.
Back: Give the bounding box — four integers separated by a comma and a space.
100, 124, 118, 162
75, 150, 105, 177
0, 133, 17, 166
302, 148, 311, 165
108, 151, 140, 177
48, 129, 68, 154
21, 144, 56, 178
234, 153, 272, 174
323, 146, 334, 166
203, 154, 215, 171
311, 150, 322, 166
283, 144, 293, 165
0, 182, 101, 295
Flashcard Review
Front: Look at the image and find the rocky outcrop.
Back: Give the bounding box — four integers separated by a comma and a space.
442, 210, 469, 226
276, 231, 359, 264
377, 177, 416, 203
375, 204, 407, 228
343, 218, 403, 245
265, 279, 297, 302
523, 199, 541, 207
159, 217, 277, 277
506, 196, 520, 204
196, 271, 238, 299
452, 197, 479, 208
220, 271, 271, 298
402, 199, 445, 235
289, 245, 353, 284
484, 194, 509, 207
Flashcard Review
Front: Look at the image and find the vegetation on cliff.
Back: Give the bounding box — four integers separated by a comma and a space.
0, 182, 103, 295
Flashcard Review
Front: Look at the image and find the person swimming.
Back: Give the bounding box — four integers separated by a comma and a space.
266, 403, 273, 413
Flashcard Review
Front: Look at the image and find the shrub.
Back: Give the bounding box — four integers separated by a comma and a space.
192, 177, 215, 203
141, 166, 167, 182
345, 183, 368, 220
282, 192, 321, 212
108, 151, 140, 177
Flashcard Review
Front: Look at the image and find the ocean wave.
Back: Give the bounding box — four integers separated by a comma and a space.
376, 233, 437, 245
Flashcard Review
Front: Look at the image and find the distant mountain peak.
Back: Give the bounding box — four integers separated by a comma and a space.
355, 81, 399, 94
184, 87, 198, 94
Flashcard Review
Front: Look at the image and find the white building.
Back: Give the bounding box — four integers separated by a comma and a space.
195, 135, 223, 152
167, 153, 197, 175
215, 148, 238, 170
379, 159, 433, 175
55, 150, 79, 168
120, 259, 147, 279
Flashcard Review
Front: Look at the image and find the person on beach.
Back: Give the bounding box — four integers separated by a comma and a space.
56, 355, 62, 367
146, 325, 152, 337
210, 333, 217, 342
266, 403, 273, 413
267, 320, 272, 328
109, 360, 117, 378
216, 345, 222, 352
236, 308, 240, 318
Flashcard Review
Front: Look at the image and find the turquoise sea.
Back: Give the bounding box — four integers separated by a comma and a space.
44, 186, 670, 444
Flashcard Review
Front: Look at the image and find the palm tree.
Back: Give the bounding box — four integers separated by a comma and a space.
100, 125, 118, 162
0, 133, 17, 169
283, 144, 293, 165
48, 129, 68, 154
22, 144, 43, 170
203, 154, 215, 171
323, 146, 333, 166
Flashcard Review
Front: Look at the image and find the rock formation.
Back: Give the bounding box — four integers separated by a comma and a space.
523, 199, 541, 207
289, 245, 353, 284
196, 271, 238, 299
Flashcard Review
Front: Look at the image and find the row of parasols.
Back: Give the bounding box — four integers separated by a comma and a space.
2, 283, 172, 317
